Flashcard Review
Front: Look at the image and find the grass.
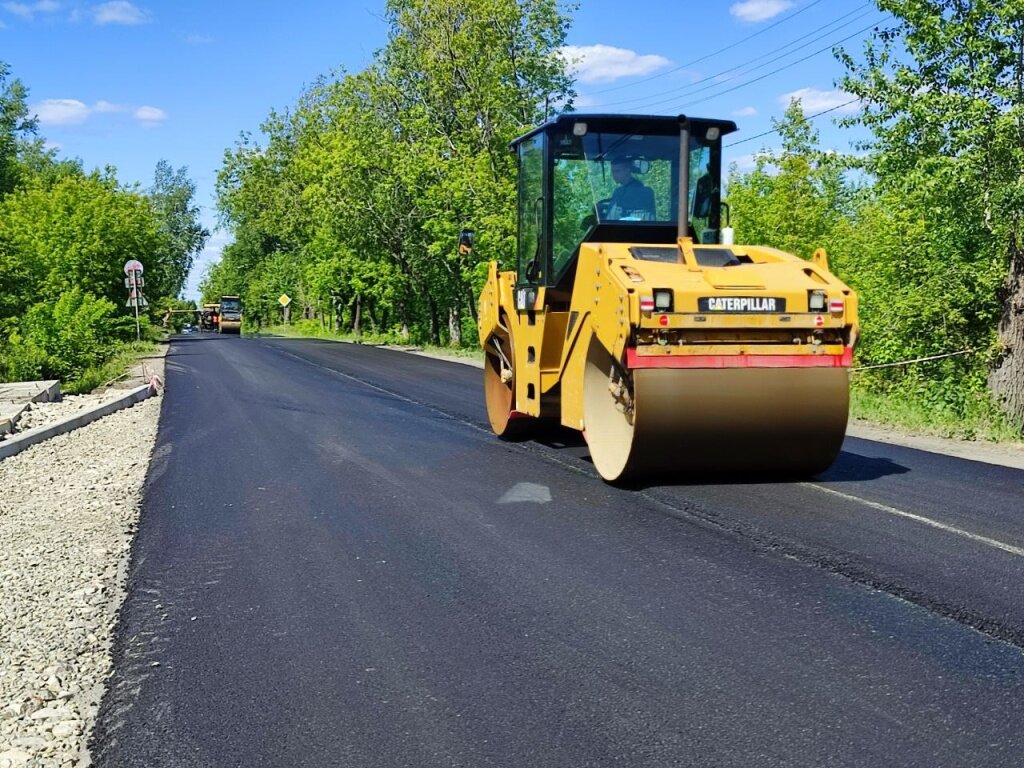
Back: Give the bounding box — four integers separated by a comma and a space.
850, 387, 1023, 443
65, 340, 160, 395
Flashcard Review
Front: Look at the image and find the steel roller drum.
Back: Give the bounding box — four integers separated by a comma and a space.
583, 341, 850, 482
484, 326, 519, 437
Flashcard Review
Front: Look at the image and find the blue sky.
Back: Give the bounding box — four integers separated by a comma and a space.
1, 0, 885, 300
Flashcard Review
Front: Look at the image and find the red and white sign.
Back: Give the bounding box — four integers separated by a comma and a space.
123, 259, 144, 275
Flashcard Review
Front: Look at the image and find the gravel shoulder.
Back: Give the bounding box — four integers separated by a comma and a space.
0, 349, 165, 768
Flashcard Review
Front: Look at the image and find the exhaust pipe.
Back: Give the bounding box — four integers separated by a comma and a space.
677, 115, 690, 241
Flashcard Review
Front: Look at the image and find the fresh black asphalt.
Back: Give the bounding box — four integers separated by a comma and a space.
90, 335, 1024, 767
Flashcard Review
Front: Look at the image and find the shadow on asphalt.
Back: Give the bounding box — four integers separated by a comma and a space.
815, 451, 910, 483
521, 424, 910, 490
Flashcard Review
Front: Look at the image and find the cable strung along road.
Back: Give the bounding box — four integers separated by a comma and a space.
90, 335, 1024, 767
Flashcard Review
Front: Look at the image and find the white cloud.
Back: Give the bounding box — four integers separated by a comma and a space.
559, 44, 671, 84
184, 32, 212, 45
93, 99, 126, 113
32, 98, 92, 125
92, 1, 147, 25
729, 0, 793, 23
3, 2, 33, 20
2, 0, 57, 20
779, 87, 860, 114
32, 97, 166, 127
133, 105, 167, 126
732, 106, 757, 117
43, 139, 62, 151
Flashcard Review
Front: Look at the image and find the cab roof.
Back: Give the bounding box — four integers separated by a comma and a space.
510, 113, 739, 150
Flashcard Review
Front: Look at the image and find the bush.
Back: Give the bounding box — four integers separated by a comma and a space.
3, 289, 121, 382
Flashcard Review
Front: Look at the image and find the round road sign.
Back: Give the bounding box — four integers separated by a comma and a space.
124, 259, 144, 275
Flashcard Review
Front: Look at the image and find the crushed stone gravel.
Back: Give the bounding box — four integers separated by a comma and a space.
0, 390, 161, 768
6, 393, 131, 438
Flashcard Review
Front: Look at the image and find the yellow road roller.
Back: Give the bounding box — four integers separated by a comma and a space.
474, 114, 858, 482
219, 295, 243, 334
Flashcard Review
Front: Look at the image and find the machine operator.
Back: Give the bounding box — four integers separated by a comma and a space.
607, 156, 656, 221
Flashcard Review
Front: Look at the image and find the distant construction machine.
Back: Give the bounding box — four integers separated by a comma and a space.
201, 303, 220, 332
475, 113, 859, 482
219, 295, 242, 334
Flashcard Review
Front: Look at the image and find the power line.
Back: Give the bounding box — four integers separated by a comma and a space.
723, 98, 861, 148
590, 4, 875, 111
644, 18, 886, 114
588, 0, 832, 96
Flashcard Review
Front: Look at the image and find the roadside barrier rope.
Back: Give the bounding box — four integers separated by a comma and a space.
103, 371, 130, 388
851, 348, 974, 372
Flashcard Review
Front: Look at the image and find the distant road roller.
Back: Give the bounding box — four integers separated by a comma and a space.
474, 114, 858, 482
219, 295, 242, 334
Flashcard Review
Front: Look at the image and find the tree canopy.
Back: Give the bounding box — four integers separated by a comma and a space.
207, 0, 573, 344
0, 60, 207, 387
837, 0, 1024, 424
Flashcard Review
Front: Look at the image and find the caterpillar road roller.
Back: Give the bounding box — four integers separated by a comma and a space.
474, 114, 858, 482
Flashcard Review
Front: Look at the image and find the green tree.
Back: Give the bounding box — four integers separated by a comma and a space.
839, 0, 1024, 425
213, 0, 575, 345
150, 160, 210, 298
0, 62, 206, 388
727, 101, 852, 260
0, 172, 171, 328
0, 61, 38, 197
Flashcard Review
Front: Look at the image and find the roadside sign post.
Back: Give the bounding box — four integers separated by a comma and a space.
124, 260, 145, 341
279, 294, 291, 325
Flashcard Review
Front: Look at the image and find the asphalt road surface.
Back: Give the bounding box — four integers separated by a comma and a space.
90, 334, 1024, 767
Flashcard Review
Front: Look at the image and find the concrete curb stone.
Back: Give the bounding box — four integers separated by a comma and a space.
0, 383, 157, 462
0, 404, 29, 437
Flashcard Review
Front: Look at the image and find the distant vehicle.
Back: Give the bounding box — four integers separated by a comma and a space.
219, 295, 242, 334
201, 304, 220, 332
182, 324, 196, 335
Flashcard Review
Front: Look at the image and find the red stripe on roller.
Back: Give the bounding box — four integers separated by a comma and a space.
626, 347, 854, 369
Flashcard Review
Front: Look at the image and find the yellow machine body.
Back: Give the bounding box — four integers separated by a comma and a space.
477, 114, 858, 481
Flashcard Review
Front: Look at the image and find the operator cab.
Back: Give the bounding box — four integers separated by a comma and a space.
510, 113, 737, 294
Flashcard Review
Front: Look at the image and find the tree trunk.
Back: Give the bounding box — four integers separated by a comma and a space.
427, 294, 441, 346
352, 294, 362, 337
448, 304, 462, 346
989, 237, 1024, 428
